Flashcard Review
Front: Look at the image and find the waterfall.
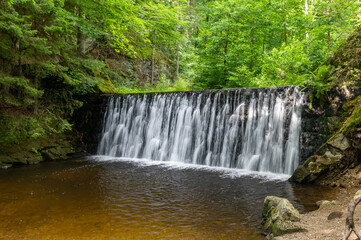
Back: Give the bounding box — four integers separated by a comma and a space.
97, 87, 304, 175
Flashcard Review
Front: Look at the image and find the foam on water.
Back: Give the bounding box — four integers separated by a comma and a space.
89, 155, 291, 181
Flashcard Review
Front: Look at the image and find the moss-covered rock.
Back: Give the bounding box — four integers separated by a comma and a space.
0, 134, 79, 168
0, 150, 42, 165
291, 95, 361, 185
41, 144, 75, 161
262, 196, 305, 237
291, 165, 310, 183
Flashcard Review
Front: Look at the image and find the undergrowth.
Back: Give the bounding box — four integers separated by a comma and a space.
117, 77, 192, 94
0, 111, 72, 145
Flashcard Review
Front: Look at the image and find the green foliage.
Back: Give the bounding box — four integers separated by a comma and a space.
187, 0, 359, 89
306, 65, 337, 108
0, 111, 71, 144
98, 79, 118, 94
0, 74, 43, 107
259, 40, 312, 86
117, 77, 191, 94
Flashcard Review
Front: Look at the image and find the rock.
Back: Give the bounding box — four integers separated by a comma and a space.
264, 233, 274, 240
1, 163, 12, 169
272, 219, 305, 237
316, 151, 342, 166
316, 200, 342, 208
290, 145, 345, 184
327, 116, 340, 131
0, 151, 42, 165
328, 211, 342, 220
291, 165, 310, 183
328, 133, 350, 151
41, 144, 75, 161
263, 196, 283, 217
262, 196, 305, 236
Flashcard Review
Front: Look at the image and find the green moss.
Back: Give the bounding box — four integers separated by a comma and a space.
343, 95, 361, 111
291, 165, 310, 183
327, 96, 361, 140
97, 79, 119, 94
117, 77, 191, 94
342, 103, 361, 133
336, 96, 361, 134
0, 134, 76, 166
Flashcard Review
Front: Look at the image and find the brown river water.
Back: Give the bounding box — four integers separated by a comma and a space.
0, 156, 336, 240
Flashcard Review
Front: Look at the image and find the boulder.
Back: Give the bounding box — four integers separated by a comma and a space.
328, 133, 350, 151
291, 165, 310, 183
40, 140, 75, 161
41, 145, 74, 161
316, 200, 342, 208
290, 147, 345, 184
316, 151, 342, 165
328, 211, 342, 220
262, 196, 305, 236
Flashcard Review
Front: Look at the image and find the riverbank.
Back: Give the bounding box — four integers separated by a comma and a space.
276, 187, 361, 240
0, 133, 86, 168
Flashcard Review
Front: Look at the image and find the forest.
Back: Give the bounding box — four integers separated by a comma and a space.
2, 1, 361, 239
0, 0, 360, 144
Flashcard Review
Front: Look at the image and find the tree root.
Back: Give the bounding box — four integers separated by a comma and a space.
342, 195, 361, 240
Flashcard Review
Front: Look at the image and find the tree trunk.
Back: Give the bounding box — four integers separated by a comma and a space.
342, 195, 361, 240
151, 30, 156, 86
34, 65, 40, 112
77, 30, 86, 54
284, 22, 287, 45
327, 0, 331, 49
224, 36, 228, 78
176, 43, 179, 80
14, 39, 23, 77
76, 5, 86, 54
250, 29, 254, 71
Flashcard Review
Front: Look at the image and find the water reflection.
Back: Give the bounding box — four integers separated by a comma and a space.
0, 158, 336, 239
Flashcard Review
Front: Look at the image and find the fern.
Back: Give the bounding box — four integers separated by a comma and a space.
306, 65, 338, 108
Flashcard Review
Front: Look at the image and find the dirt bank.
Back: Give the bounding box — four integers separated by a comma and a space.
277, 187, 361, 240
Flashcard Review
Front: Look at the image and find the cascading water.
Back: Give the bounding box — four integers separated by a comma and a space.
97, 87, 304, 175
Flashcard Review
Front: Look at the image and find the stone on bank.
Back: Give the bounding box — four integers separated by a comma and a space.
262, 196, 305, 237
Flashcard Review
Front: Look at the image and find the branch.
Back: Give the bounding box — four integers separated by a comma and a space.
342, 195, 361, 240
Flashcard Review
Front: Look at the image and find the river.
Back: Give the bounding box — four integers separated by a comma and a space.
0, 157, 336, 239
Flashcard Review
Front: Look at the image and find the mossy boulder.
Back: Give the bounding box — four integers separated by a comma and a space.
40, 141, 75, 161
0, 135, 78, 168
291, 146, 344, 184
262, 196, 305, 236
0, 150, 42, 165
291, 95, 361, 185
291, 165, 311, 183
